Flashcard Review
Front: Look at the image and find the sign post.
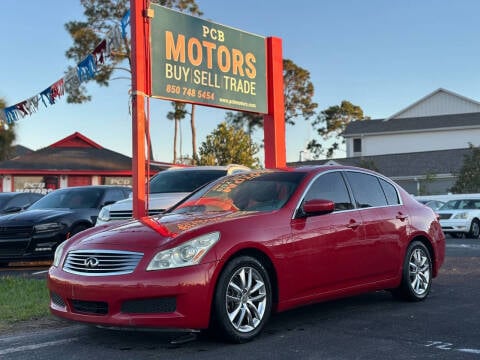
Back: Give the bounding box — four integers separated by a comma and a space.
130, 0, 148, 219
129, 2, 286, 219
264, 37, 286, 169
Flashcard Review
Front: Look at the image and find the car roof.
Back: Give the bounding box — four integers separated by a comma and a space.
165, 164, 250, 172
50, 185, 131, 192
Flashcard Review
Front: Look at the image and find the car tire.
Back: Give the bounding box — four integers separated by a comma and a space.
468, 219, 480, 238
211, 256, 272, 343
392, 241, 432, 302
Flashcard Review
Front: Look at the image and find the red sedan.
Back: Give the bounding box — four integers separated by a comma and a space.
48, 166, 445, 343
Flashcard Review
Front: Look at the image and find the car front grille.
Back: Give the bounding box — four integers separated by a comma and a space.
109, 209, 165, 220
121, 297, 176, 314
439, 213, 452, 220
0, 225, 33, 239
71, 300, 108, 315
63, 250, 143, 276
0, 225, 33, 256
50, 292, 66, 308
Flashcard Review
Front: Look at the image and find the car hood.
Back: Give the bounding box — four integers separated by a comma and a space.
72, 210, 258, 250
0, 209, 74, 224
109, 192, 190, 211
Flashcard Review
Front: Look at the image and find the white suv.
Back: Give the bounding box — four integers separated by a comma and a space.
436, 197, 480, 238
96, 165, 250, 226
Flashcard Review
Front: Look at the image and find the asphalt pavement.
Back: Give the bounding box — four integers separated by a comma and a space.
0, 236, 479, 359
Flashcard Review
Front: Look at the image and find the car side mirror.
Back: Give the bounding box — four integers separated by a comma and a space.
302, 199, 335, 216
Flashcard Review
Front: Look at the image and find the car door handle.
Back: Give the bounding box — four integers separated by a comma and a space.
396, 213, 409, 221
346, 220, 360, 229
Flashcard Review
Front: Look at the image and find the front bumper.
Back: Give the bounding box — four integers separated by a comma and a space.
47, 261, 218, 331
440, 219, 470, 233
0, 232, 66, 261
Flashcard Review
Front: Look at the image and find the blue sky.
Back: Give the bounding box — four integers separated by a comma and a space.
1, 0, 480, 164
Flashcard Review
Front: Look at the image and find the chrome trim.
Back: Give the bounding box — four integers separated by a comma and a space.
63, 249, 143, 276
292, 169, 404, 219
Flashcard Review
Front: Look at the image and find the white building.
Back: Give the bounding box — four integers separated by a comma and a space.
290, 88, 480, 195
344, 88, 480, 158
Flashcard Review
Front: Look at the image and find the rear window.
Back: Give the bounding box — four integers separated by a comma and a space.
150, 170, 227, 193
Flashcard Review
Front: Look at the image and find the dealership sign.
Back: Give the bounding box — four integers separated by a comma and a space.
149, 4, 268, 113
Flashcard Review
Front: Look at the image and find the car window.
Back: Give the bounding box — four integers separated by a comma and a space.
103, 188, 130, 205
173, 172, 305, 213
29, 188, 103, 209
379, 178, 400, 205
28, 193, 44, 204
6, 193, 31, 209
345, 171, 388, 208
304, 172, 354, 211
150, 170, 227, 193
440, 199, 480, 210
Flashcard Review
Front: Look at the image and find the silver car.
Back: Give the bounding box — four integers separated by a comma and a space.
96, 165, 250, 226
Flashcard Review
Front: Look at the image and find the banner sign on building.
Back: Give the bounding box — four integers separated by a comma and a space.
149, 4, 268, 114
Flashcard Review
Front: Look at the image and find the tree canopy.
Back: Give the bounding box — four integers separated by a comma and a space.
226, 59, 317, 134
0, 98, 16, 161
450, 144, 480, 193
65, 0, 202, 161
197, 123, 259, 168
307, 100, 369, 158
64, 0, 202, 103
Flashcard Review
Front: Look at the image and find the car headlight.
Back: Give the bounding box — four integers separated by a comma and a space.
53, 241, 68, 267
147, 231, 220, 271
98, 205, 111, 222
34, 222, 63, 233
453, 212, 469, 219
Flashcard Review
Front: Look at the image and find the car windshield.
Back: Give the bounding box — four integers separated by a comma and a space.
28, 188, 104, 210
149, 169, 227, 193
439, 199, 480, 210
0, 194, 15, 208
172, 171, 305, 214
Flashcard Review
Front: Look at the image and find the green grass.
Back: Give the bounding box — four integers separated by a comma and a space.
0, 276, 50, 328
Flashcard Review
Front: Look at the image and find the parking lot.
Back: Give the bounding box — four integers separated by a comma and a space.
0, 235, 479, 359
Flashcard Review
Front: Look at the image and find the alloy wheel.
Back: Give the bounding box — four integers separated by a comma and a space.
408, 247, 431, 296
225, 266, 267, 333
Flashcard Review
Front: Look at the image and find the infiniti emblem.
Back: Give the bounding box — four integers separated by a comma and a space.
84, 257, 100, 268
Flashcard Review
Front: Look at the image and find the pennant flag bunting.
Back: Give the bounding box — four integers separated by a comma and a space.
121, 10, 130, 39
93, 39, 107, 65
25, 95, 40, 115
4, 105, 22, 124
1, 10, 131, 129
77, 54, 97, 83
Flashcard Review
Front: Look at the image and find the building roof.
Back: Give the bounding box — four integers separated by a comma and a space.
343, 112, 480, 136
288, 148, 471, 178
8, 144, 33, 159
0, 132, 133, 175
386, 88, 480, 120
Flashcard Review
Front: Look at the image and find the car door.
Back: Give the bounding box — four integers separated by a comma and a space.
286, 171, 366, 299
344, 171, 407, 281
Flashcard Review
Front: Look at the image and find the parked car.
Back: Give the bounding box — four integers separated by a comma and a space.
436, 197, 480, 238
96, 165, 250, 226
0, 192, 44, 214
418, 199, 446, 211
0, 185, 131, 265
48, 166, 445, 343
